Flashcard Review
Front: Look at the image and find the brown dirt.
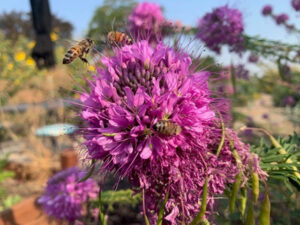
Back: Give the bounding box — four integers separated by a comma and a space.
234, 94, 300, 135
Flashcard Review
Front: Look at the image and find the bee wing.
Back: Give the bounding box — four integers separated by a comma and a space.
56, 39, 81, 49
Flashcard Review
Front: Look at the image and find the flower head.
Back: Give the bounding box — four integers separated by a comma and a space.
262, 5, 273, 16
234, 64, 249, 80
38, 167, 99, 222
128, 2, 165, 42
275, 13, 289, 24
14, 51, 26, 61
292, 0, 300, 11
196, 5, 244, 54
79, 39, 264, 223
282, 95, 296, 107
248, 54, 259, 63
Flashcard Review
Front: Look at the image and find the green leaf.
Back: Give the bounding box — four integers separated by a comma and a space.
157, 187, 170, 225
0, 171, 15, 182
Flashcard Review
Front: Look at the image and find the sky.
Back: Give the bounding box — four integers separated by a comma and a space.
0, 0, 299, 41
0, 0, 299, 69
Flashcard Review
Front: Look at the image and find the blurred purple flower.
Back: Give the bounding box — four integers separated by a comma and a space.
292, 0, 300, 11
248, 54, 259, 63
38, 167, 99, 222
196, 5, 244, 54
262, 113, 269, 119
281, 64, 292, 79
282, 96, 296, 107
128, 2, 165, 42
262, 5, 273, 16
275, 13, 289, 24
235, 64, 249, 80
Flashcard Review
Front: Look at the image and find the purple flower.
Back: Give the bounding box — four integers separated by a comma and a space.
79, 40, 264, 224
128, 2, 165, 42
38, 167, 99, 222
262, 113, 269, 119
282, 96, 296, 107
196, 5, 245, 54
235, 64, 249, 80
292, 0, 300, 11
248, 54, 259, 63
262, 5, 273, 16
281, 64, 291, 79
275, 13, 289, 24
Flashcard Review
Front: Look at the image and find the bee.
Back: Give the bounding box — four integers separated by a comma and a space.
107, 31, 133, 46
62, 38, 94, 64
153, 120, 182, 136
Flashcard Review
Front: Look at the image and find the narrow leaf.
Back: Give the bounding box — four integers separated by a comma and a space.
157, 187, 170, 225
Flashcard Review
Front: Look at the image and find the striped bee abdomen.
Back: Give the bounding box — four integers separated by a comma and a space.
153, 120, 182, 136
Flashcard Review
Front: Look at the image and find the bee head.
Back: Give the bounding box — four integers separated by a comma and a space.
86, 38, 94, 45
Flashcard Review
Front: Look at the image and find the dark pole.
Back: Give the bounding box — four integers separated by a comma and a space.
30, 0, 55, 69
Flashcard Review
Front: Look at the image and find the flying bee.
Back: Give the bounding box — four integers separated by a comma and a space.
153, 120, 182, 136
62, 38, 94, 64
107, 31, 133, 46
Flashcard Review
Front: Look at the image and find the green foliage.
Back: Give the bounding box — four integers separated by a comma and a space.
0, 11, 73, 41
100, 189, 141, 212
87, 0, 136, 40
244, 35, 300, 64
251, 132, 300, 191
0, 155, 21, 211
0, 195, 21, 211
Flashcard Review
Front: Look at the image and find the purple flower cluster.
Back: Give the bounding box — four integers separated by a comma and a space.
196, 5, 244, 54
234, 64, 249, 80
292, 0, 300, 11
275, 13, 289, 24
282, 96, 296, 107
80, 40, 265, 224
38, 167, 99, 222
128, 2, 165, 42
262, 5, 273, 16
248, 54, 259, 63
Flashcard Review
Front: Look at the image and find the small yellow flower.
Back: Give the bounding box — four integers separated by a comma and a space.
74, 93, 80, 99
14, 51, 26, 61
28, 41, 35, 49
26, 58, 35, 66
50, 32, 58, 42
88, 65, 96, 72
253, 92, 260, 99
14, 79, 20, 85
7, 62, 14, 70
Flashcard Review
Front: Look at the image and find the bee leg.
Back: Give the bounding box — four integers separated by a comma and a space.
79, 55, 89, 65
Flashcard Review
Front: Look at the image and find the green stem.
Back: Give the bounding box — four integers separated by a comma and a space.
142, 189, 150, 225
98, 189, 106, 225
215, 111, 225, 157
190, 176, 208, 225
79, 159, 95, 182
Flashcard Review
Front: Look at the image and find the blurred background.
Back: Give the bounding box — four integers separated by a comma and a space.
0, 0, 299, 225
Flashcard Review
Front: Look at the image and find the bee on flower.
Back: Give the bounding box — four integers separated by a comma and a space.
78, 38, 266, 224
